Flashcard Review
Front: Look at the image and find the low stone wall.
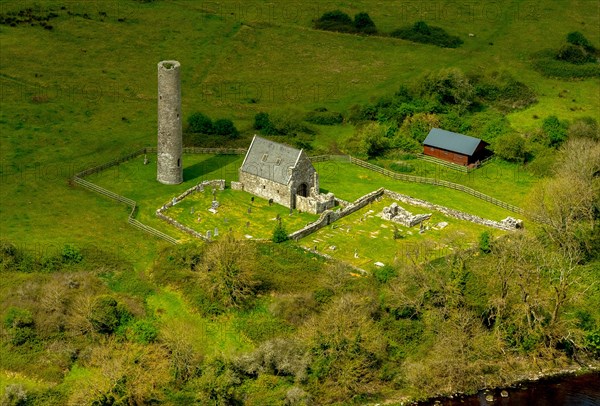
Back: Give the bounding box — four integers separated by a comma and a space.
289, 188, 384, 240
156, 179, 226, 241
156, 211, 209, 241
230, 181, 243, 191
383, 190, 519, 231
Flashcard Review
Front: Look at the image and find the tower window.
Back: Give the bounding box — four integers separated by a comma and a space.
177, 158, 181, 167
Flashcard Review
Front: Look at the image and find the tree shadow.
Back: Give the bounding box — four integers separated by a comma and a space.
183, 154, 241, 182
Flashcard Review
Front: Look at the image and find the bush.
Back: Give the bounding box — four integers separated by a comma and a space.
254, 112, 278, 135
129, 319, 159, 344
61, 244, 83, 264
354, 12, 377, 34
4, 307, 36, 346
2, 384, 27, 406
272, 222, 289, 243
304, 109, 343, 125
314, 10, 354, 33
532, 50, 600, 79
391, 21, 463, 48
89, 295, 131, 334
478, 231, 492, 254
542, 115, 568, 147
188, 112, 214, 134
373, 265, 398, 284
492, 133, 527, 162
566, 31, 596, 53
213, 118, 239, 138
556, 44, 595, 64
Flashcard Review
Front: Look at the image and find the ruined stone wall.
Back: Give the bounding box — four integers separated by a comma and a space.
157, 60, 183, 185
289, 188, 384, 240
156, 180, 225, 241
239, 170, 292, 208
383, 190, 518, 231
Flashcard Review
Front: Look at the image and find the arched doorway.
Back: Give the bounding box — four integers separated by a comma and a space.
297, 183, 308, 197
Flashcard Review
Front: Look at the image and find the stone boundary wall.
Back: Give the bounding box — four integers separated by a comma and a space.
289, 188, 385, 241
383, 190, 517, 231
156, 179, 226, 241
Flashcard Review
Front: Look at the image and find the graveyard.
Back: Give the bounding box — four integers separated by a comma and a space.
297, 196, 497, 269
165, 187, 319, 241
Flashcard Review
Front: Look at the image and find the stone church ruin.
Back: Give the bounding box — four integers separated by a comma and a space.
233, 135, 335, 214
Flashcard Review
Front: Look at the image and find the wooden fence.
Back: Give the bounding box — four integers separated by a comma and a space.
348, 156, 524, 214
73, 177, 178, 244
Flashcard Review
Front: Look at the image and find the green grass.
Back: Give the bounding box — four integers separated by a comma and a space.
299, 197, 499, 269
168, 188, 318, 240
376, 158, 538, 206
146, 288, 253, 356
315, 160, 517, 221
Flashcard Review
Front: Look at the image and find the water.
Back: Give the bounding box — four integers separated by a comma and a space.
420, 372, 600, 405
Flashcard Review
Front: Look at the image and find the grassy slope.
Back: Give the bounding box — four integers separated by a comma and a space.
1, 0, 598, 260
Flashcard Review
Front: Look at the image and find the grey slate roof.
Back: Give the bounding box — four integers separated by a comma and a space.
423, 128, 484, 156
240, 135, 302, 185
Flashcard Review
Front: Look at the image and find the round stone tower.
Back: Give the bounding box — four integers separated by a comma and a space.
157, 60, 183, 185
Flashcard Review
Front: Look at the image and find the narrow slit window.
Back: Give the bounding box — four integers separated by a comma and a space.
275, 158, 282, 166
261, 154, 268, 162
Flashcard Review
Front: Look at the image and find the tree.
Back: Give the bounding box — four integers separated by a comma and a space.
354, 12, 377, 34
188, 112, 214, 134
254, 112, 277, 135
200, 234, 259, 308
493, 132, 527, 162
213, 118, 239, 138
358, 122, 390, 158
566, 31, 596, 53
417, 68, 474, 112
272, 221, 289, 243
89, 295, 130, 334
314, 10, 354, 33
542, 115, 568, 147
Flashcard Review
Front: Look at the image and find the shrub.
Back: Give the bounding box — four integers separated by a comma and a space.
493, 133, 527, 162
2, 384, 27, 406
254, 112, 278, 135
566, 31, 596, 53
89, 295, 131, 334
4, 307, 36, 346
391, 21, 463, 48
213, 118, 239, 138
532, 50, 600, 78
187, 112, 214, 134
354, 12, 377, 34
129, 319, 159, 344
314, 10, 354, 33
373, 265, 398, 283
304, 109, 343, 125
478, 231, 492, 254
556, 44, 595, 64
586, 329, 600, 357
272, 221, 289, 243
542, 115, 568, 147
61, 244, 83, 264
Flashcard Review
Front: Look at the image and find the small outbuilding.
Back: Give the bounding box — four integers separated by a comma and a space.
423, 128, 490, 166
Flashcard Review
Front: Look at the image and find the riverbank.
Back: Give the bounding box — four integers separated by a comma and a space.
414, 362, 600, 406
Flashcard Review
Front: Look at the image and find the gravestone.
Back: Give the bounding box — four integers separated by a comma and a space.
214, 227, 219, 236
172, 197, 177, 205
206, 230, 212, 239
247, 207, 252, 214
190, 207, 194, 214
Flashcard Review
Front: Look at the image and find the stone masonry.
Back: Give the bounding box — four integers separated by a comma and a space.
157, 60, 183, 185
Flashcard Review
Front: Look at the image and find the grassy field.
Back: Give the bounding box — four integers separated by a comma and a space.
167, 187, 319, 240
298, 196, 499, 269
0, 1, 598, 402
314, 160, 518, 221
1, 0, 597, 258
